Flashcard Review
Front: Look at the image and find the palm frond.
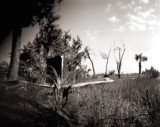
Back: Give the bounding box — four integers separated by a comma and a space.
135, 54, 140, 61
47, 65, 61, 89
142, 56, 148, 61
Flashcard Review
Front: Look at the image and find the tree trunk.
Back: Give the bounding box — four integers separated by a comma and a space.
105, 59, 109, 76
139, 61, 141, 74
8, 27, 22, 80
118, 69, 121, 79
89, 57, 96, 77
117, 62, 121, 79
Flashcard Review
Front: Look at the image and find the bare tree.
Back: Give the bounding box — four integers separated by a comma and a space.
114, 41, 125, 79
101, 46, 111, 77
84, 47, 96, 77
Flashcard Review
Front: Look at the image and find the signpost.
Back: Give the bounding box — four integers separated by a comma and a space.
46, 55, 63, 84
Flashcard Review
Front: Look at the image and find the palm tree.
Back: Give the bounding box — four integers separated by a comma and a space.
135, 53, 148, 74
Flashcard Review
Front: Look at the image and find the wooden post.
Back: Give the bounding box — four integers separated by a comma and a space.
61, 55, 64, 80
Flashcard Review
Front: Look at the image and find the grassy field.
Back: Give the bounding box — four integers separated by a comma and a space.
0, 78, 160, 127
64, 79, 160, 127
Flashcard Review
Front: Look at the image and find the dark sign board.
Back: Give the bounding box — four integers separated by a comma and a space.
46, 56, 63, 78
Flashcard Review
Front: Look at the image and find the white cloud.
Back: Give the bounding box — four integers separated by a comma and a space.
114, 26, 125, 32
117, 1, 122, 6
139, 0, 149, 4
106, 1, 159, 33
126, 8, 159, 31
86, 29, 99, 41
105, 4, 112, 12
140, 9, 155, 18
108, 16, 120, 23
128, 25, 136, 31
128, 14, 145, 24
94, 30, 99, 34
117, 0, 135, 10
117, 1, 128, 10
86, 32, 95, 40
134, 6, 142, 12
127, 21, 146, 31
155, 0, 160, 7
131, 1, 135, 5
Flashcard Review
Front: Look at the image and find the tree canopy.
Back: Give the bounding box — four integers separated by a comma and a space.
135, 53, 148, 62
3, 0, 62, 80
20, 16, 89, 84
0, 0, 62, 27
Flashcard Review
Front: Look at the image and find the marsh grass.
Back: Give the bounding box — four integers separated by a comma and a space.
63, 79, 160, 127
1, 78, 160, 127
15, 79, 160, 126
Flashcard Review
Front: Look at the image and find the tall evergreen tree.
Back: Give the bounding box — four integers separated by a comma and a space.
20, 15, 88, 84
0, 0, 62, 80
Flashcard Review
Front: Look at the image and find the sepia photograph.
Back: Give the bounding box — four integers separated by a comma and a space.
0, 0, 160, 126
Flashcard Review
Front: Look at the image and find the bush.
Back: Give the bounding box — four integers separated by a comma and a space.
109, 70, 115, 76
143, 66, 159, 79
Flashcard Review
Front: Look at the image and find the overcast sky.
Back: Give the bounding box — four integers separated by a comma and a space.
0, 0, 160, 74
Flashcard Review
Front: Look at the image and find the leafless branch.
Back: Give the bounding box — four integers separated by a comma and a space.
114, 41, 126, 78
114, 41, 118, 63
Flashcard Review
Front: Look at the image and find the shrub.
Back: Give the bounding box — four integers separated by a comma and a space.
143, 66, 159, 79
109, 70, 115, 76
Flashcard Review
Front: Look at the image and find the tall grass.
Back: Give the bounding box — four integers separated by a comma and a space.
7, 78, 160, 127
63, 79, 160, 127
